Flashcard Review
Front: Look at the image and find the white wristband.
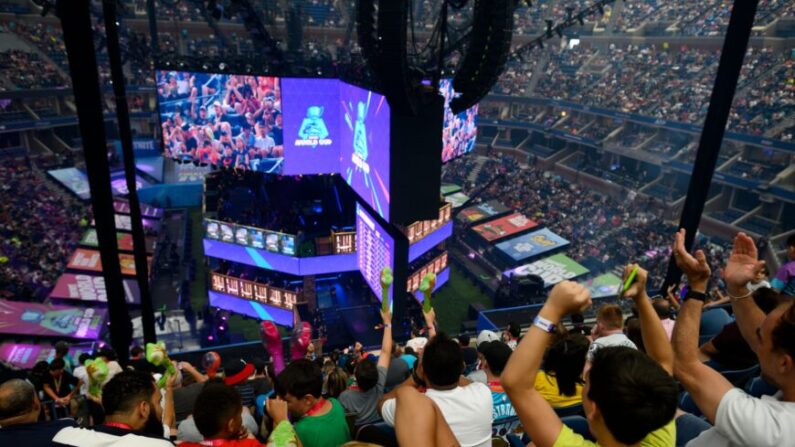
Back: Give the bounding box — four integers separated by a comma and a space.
533, 315, 557, 333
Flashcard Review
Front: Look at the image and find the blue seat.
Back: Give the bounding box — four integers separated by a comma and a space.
561, 415, 594, 441
744, 375, 778, 397
721, 364, 760, 387
679, 391, 702, 418
676, 413, 712, 446
554, 403, 585, 418
506, 433, 525, 447
699, 308, 733, 339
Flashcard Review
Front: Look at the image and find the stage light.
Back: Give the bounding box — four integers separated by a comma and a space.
208, 335, 214, 341
218, 62, 227, 71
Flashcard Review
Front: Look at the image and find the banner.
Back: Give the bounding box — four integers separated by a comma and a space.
444, 192, 470, 208
209, 272, 298, 310
91, 214, 162, 233
47, 168, 90, 200
581, 273, 623, 299
472, 212, 538, 242
113, 199, 164, 219
503, 254, 590, 287
495, 228, 570, 262
50, 273, 141, 304
204, 219, 296, 256
440, 184, 462, 195
0, 342, 94, 369
80, 229, 156, 253
67, 249, 151, 276
0, 299, 107, 339
458, 200, 511, 224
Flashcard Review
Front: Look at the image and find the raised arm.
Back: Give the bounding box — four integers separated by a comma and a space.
423, 307, 437, 340
671, 229, 734, 423
377, 308, 393, 371
502, 281, 592, 447
622, 264, 674, 375
724, 232, 767, 354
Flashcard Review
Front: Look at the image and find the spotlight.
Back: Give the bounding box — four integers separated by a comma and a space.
218, 62, 227, 71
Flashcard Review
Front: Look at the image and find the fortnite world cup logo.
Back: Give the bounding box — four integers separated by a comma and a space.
296, 106, 332, 147
351, 101, 370, 174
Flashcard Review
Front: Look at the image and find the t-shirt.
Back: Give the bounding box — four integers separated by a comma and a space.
293, 398, 351, 447
234, 383, 256, 408
72, 365, 89, 396
467, 369, 488, 385
462, 346, 479, 366
400, 354, 417, 370
588, 333, 637, 360
0, 419, 76, 445
534, 371, 583, 408
686, 388, 795, 446
772, 260, 795, 297
178, 410, 258, 443
339, 365, 387, 426
552, 419, 676, 447
385, 358, 410, 389
707, 322, 758, 370
489, 382, 519, 437
52, 425, 174, 447
180, 440, 262, 447
381, 383, 493, 447
45, 371, 79, 398
173, 382, 204, 423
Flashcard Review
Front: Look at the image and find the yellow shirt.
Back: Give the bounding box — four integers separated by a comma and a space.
534, 371, 583, 408
552, 419, 676, 447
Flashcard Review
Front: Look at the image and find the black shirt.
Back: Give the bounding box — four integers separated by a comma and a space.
173, 382, 203, 423
44, 372, 78, 398
0, 418, 76, 445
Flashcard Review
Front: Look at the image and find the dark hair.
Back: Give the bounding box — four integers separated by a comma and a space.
571, 313, 585, 324
542, 333, 589, 396
98, 347, 118, 361
624, 317, 645, 352
354, 359, 378, 392
130, 346, 144, 357
404, 347, 416, 356
276, 359, 323, 399
651, 299, 671, 319
0, 379, 36, 420
507, 322, 521, 338
597, 304, 624, 330
771, 302, 795, 359
102, 370, 157, 416
787, 234, 795, 248
421, 333, 463, 387
458, 334, 471, 347
49, 358, 66, 371
587, 347, 677, 444
55, 341, 69, 357
192, 382, 242, 438
78, 353, 92, 366
755, 287, 783, 314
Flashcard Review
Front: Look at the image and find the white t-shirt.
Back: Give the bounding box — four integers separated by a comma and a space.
381, 383, 494, 447
588, 332, 637, 360
72, 365, 89, 396
52, 426, 173, 447
686, 388, 795, 447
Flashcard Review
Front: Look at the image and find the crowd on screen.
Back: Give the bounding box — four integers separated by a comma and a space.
0, 231, 794, 446
0, 160, 87, 300
159, 72, 284, 171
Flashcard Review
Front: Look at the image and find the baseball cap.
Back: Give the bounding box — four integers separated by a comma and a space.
476, 330, 499, 347
223, 358, 255, 386
477, 341, 513, 374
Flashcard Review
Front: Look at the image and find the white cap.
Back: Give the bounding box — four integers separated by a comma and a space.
477, 330, 499, 346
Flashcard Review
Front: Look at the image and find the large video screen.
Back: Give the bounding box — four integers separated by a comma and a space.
440, 79, 478, 163
503, 254, 590, 287
340, 84, 392, 221
47, 168, 90, 200
204, 218, 296, 256
0, 299, 107, 339
156, 71, 284, 174
356, 203, 395, 305
471, 212, 538, 242
495, 228, 570, 262
281, 78, 341, 175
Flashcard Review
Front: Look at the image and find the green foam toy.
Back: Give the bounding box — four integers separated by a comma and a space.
419, 272, 437, 312
84, 358, 109, 397
146, 342, 177, 388
380, 267, 393, 313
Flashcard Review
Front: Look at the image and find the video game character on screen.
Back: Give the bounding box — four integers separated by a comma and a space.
157, 71, 285, 174
351, 100, 370, 173
296, 106, 331, 147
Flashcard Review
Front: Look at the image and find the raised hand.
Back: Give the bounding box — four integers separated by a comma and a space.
724, 232, 766, 291
544, 280, 592, 320
672, 229, 711, 290
622, 264, 649, 302
266, 397, 290, 424
380, 307, 392, 326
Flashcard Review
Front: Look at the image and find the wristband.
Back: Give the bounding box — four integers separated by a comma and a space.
383, 324, 392, 328
728, 289, 754, 302
533, 315, 557, 334
684, 290, 707, 302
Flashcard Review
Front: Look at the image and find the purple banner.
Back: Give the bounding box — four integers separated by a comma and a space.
209, 291, 294, 327
340, 83, 392, 221
203, 239, 358, 275
0, 299, 107, 339
0, 342, 94, 369
50, 273, 141, 305
282, 78, 342, 175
